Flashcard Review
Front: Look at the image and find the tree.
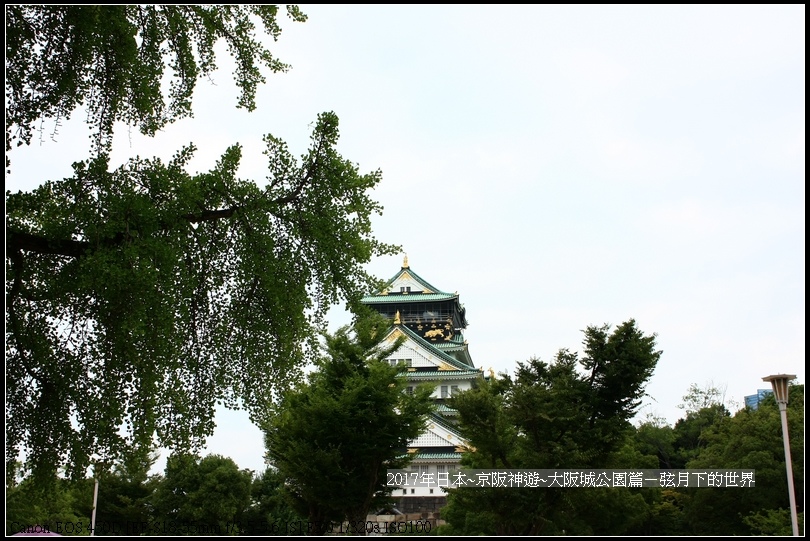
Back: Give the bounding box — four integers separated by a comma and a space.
441, 319, 661, 535
633, 413, 677, 469
5, 470, 92, 536
6, 5, 400, 480
87, 450, 160, 535
241, 468, 305, 536
681, 385, 804, 535
627, 384, 805, 535
671, 402, 730, 468
151, 453, 254, 535
677, 381, 727, 415
5, 5, 306, 157
263, 310, 435, 534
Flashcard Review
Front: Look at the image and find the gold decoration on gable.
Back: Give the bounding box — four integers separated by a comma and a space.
385, 328, 404, 343
438, 361, 457, 371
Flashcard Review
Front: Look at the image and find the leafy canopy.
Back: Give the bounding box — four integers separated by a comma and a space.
263, 310, 435, 532
682, 385, 804, 535
442, 319, 661, 535
151, 453, 254, 534
5, 5, 306, 156
5, 5, 400, 481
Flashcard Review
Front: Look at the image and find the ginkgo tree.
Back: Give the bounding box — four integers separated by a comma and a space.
5, 5, 400, 481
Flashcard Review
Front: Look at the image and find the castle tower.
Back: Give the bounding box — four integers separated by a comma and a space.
361, 257, 484, 513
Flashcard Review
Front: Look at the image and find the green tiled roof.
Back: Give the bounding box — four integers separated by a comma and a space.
361, 292, 457, 303
411, 453, 462, 461
435, 403, 460, 414
432, 339, 474, 368
434, 341, 465, 351
428, 411, 464, 436
405, 370, 481, 380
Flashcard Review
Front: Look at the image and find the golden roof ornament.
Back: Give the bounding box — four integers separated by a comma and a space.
394, 310, 401, 324
489, 367, 496, 379
403, 254, 409, 268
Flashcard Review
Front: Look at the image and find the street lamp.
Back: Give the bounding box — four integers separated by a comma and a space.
762, 374, 798, 536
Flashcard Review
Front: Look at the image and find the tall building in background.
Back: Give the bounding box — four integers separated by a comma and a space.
362, 257, 486, 513
744, 388, 773, 410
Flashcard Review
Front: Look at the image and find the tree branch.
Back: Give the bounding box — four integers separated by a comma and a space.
7, 205, 244, 259
8, 231, 90, 258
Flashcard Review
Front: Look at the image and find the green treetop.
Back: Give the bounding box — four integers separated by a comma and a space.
443, 319, 661, 535
263, 310, 435, 533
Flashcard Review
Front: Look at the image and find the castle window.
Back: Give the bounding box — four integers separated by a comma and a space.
441, 385, 449, 398
389, 358, 412, 368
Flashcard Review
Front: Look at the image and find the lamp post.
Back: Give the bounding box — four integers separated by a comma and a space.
91, 475, 99, 537
762, 374, 798, 536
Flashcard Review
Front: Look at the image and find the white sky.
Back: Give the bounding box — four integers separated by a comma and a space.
6, 5, 805, 476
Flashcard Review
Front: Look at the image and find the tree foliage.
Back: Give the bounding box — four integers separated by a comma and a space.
7, 452, 290, 536
633, 413, 677, 469
681, 385, 804, 535
241, 468, 305, 535
5, 5, 306, 156
151, 453, 254, 534
263, 310, 435, 533
5, 467, 92, 536
441, 319, 661, 535
5, 5, 400, 481
627, 384, 805, 535
89, 450, 160, 535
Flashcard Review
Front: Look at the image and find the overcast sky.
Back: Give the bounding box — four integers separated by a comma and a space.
7, 5, 805, 475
